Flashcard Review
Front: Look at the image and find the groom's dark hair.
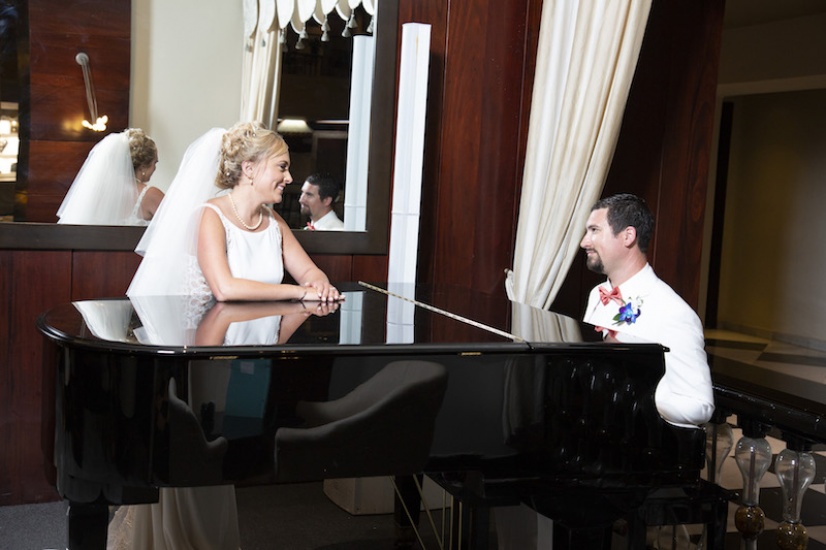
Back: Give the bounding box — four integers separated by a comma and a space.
591, 193, 655, 253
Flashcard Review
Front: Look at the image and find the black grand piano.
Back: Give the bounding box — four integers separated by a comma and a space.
38, 283, 724, 549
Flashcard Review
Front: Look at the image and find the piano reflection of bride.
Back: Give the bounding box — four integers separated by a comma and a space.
106, 298, 337, 550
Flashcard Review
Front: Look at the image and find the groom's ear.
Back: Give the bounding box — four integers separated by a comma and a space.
621, 226, 638, 249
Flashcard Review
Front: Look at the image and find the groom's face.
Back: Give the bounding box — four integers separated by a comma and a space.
580, 208, 624, 276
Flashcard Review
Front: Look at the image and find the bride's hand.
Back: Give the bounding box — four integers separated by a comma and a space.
301, 281, 344, 302
301, 301, 341, 317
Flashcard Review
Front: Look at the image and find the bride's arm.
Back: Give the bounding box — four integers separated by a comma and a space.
140, 186, 165, 221
197, 207, 307, 302
278, 214, 342, 302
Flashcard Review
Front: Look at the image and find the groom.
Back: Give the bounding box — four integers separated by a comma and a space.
580, 192, 714, 427
496, 193, 716, 550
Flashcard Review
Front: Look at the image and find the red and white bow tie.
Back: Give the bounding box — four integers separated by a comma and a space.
599, 285, 623, 306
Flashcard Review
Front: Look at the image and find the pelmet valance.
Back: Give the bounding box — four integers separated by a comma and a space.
244, 0, 376, 47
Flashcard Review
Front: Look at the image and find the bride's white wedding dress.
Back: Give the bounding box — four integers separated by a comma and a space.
109, 128, 286, 550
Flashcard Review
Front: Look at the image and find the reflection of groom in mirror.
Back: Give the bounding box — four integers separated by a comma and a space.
299, 173, 344, 231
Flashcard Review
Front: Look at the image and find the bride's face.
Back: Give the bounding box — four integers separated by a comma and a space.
252, 152, 292, 204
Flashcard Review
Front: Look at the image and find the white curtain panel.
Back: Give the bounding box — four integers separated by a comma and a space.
241, 0, 282, 125
506, 0, 653, 308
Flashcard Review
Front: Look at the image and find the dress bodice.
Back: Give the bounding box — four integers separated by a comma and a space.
186, 204, 285, 299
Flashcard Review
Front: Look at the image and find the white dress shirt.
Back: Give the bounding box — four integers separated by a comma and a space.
309, 210, 344, 231
583, 263, 714, 427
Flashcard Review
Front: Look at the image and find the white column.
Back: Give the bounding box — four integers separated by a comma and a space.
386, 23, 431, 343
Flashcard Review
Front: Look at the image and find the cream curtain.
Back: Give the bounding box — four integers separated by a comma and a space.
505, 0, 653, 308
240, 0, 376, 127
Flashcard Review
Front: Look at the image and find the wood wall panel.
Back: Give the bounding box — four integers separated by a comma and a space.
24, 140, 94, 222
312, 255, 354, 285
0, 250, 71, 506
649, 0, 723, 308
352, 254, 388, 284
313, 254, 389, 286
71, 250, 142, 300
25, 0, 131, 141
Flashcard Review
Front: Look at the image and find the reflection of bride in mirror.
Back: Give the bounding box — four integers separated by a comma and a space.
57, 128, 164, 225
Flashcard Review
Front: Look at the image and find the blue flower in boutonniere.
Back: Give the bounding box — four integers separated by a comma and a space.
612, 297, 642, 326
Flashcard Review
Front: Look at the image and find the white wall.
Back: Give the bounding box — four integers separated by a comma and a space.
719, 90, 826, 343
130, 0, 244, 190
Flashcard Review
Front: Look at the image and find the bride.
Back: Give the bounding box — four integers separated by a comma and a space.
111, 122, 343, 549
57, 128, 163, 225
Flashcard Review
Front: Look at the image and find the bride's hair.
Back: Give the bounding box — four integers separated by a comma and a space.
216, 121, 289, 190
125, 128, 157, 173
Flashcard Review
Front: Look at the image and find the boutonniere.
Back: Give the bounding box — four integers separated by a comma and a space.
612, 296, 643, 326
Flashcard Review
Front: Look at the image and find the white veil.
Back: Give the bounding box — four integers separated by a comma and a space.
127, 128, 227, 296
57, 132, 138, 225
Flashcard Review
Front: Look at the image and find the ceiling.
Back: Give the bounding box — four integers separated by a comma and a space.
724, 0, 826, 29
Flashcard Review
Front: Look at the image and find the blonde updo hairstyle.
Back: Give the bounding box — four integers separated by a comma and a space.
125, 128, 158, 173
216, 121, 289, 190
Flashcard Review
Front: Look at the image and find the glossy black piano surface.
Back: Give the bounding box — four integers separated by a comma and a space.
38, 283, 707, 547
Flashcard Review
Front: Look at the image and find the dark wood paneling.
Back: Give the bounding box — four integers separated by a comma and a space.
26, 0, 131, 141
24, 139, 93, 222
71, 250, 142, 300
26, 139, 97, 194
0, 250, 71, 506
650, 0, 723, 308
313, 255, 354, 284
352, 254, 388, 284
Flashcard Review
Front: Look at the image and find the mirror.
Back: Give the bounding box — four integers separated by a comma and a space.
275, 9, 373, 232
0, 1, 18, 221
1, 0, 397, 255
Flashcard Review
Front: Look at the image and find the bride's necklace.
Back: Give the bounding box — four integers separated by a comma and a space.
228, 192, 263, 231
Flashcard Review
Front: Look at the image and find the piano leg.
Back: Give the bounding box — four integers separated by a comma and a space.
67, 500, 108, 550
394, 474, 423, 547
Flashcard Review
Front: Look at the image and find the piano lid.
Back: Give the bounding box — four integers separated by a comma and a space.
37, 282, 633, 356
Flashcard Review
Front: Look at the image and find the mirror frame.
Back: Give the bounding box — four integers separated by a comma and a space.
0, 0, 397, 255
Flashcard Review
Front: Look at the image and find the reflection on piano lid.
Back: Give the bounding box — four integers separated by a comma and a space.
48, 283, 611, 352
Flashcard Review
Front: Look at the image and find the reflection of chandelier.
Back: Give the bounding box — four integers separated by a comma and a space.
244, 0, 376, 48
